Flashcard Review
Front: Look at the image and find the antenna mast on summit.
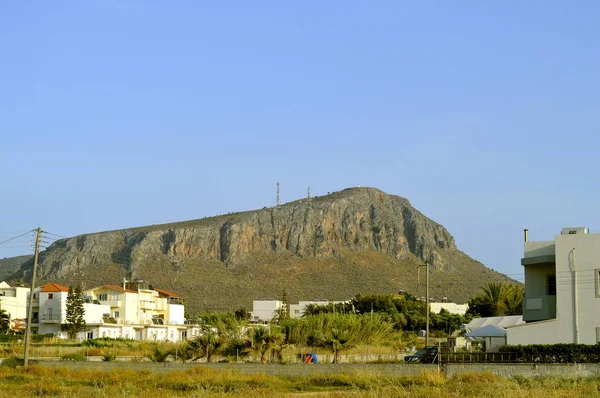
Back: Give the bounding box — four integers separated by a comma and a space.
277, 182, 281, 206
307, 186, 311, 201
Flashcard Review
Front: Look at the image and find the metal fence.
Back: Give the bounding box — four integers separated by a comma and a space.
439, 352, 521, 363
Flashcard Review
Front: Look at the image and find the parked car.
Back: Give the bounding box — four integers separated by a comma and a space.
404, 346, 438, 363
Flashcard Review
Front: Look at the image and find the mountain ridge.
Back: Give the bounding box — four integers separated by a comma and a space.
0, 187, 512, 314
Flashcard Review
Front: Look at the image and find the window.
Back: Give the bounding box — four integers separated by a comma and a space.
596, 270, 600, 298
48, 293, 53, 299
111, 294, 118, 301
547, 275, 556, 296
113, 311, 120, 319
87, 332, 93, 339
98, 294, 107, 301
597, 327, 600, 343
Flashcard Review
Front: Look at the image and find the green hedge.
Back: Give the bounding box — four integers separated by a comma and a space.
499, 344, 600, 363
82, 337, 135, 348
0, 334, 54, 344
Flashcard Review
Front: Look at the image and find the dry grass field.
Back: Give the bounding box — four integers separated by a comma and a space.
0, 364, 598, 397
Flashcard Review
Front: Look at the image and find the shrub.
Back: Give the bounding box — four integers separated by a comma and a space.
1, 355, 23, 368
102, 351, 117, 362
147, 345, 171, 362
61, 353, 86, 361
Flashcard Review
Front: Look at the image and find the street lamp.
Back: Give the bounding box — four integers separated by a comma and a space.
417, 262, 430, 347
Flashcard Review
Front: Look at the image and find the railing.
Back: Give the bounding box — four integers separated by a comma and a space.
40, 314, 61, 323
440, 352, 522, 363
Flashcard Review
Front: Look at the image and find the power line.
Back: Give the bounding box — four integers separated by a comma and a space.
0, 231, 34, 246
43, 231, 68, 239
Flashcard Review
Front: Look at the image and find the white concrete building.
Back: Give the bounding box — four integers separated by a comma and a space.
289, 300, 330, 318
0, 281, 29, 323
23, 281, 196, 341
251, 299, 282, 322
429, 302, 469, 316
507, 227, 600, 345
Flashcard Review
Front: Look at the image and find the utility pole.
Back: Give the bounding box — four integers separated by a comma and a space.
24, 227, 42, 366
426, 262, 430, 347
417, 262, 430, 347
276, 182, 281, 206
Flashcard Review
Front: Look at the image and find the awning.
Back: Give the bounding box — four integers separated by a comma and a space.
463, 324, 507, 338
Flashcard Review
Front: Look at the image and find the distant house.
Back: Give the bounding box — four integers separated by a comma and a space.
289, 300, 330, 318
464, 316, 525, 352
507, 227, 600, 345
251, 299, 282, 322
429, 302, 469, 316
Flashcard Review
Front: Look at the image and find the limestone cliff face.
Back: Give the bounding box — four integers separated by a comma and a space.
28, 188, 453, 277
5, 188, 509, 312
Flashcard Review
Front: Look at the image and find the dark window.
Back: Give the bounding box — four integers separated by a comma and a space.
547, 275, 556, 295
48, 293, 53, 299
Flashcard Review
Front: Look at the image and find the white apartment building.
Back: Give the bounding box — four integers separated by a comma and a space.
23, 280, 197, 341
28, 282, 111, 336
251, 299, 282, 322
507, 227, 600, 345
0, 281, 29, 323
253, 299, 351, 321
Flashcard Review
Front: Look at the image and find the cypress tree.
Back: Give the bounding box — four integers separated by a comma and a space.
64, 285, 86, 339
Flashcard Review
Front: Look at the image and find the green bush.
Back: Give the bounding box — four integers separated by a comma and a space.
499, 343, 600, 363
102, 351, 117, 362
1, 355, 24, 368
61, 353, 87, 361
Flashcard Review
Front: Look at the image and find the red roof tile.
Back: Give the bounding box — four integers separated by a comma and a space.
92, 284, 137, 293
154, 288, 183, 299
40, 283, 69, 293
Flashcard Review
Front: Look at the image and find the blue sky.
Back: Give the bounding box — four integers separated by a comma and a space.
2, 1, 600, 280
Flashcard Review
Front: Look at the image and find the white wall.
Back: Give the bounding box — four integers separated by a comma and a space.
429, 303, 469, 316
0, 286, 29, 320
83, 303, 110, 324
289, 300, 330, 318
169, 304, 185, 324
251, 300, 282, 322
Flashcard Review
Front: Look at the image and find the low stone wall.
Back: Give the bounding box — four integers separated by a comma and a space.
444, 363, 600, 378
37, 361, 439, 376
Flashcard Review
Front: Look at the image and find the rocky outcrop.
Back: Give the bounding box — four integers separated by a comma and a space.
4, 188, 511, 313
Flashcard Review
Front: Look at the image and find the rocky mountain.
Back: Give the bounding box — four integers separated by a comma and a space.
1, 188, 512, 314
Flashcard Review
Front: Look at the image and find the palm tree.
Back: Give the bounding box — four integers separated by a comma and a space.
0, 309, 10, 334
193, 330, 225, 363
504, 284, 524, 315
481, 282, 510, 316
250, 326, 281, 362
319, 327, 353, 364
302, 303, 323, 317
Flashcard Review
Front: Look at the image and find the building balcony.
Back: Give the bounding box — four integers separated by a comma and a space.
523, 295, 556, 322
140, 300, 155, 310
99, 300, 122, 307
40, 314, 61, 323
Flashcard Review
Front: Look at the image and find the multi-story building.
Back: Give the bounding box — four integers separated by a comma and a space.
21, 280, 197, 341
0, 281, 29, 321
507, 227, 600, 345
28, 282, 110, 336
